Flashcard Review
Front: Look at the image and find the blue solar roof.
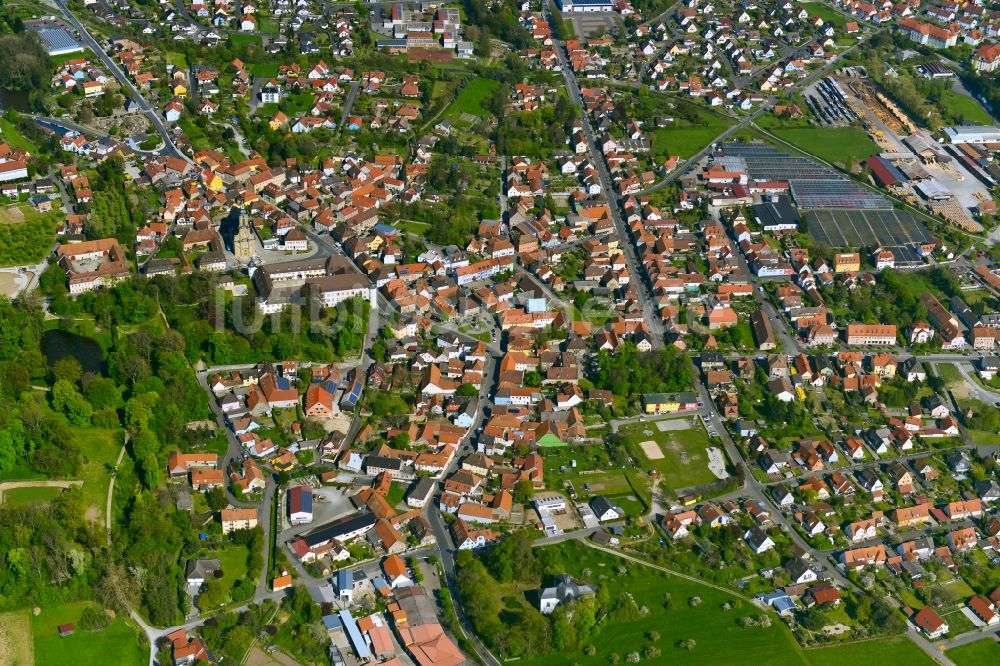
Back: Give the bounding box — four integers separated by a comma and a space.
277, 376, 291, 391
291, 486, 313, 514
343, 379, 362, 406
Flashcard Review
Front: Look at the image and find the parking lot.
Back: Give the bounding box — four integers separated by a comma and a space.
571, 13, 618, 38
279, 484, 356, 534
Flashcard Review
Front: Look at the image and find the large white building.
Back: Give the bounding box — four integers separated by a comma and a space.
0, 161, 28, 182
558, 0, 614, 12
943, 126, 1000, 145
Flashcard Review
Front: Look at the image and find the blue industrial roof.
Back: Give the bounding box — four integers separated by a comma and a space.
35, 28, 83, 56
339, 610, 371, 659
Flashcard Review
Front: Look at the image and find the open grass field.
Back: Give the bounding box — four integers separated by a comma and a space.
0, 464, 45, 483
165, 52, 188, 69
250, 63, 280, 79
228, 34, 262, 47
935, 363, 964, 390
0, 611, 34, 666
619, 420, 717, 489
2, 486, 65, 507
32, 602, 145, 666
803, 636, 936, 665
798, 3, 848, 27
517, 541, 807, 666
938, 90, 994, 125
653, 110, 734, 160
445, 77, 500, 121
178, 119, 209, 151
771, 127, 878, 164
0, 118, 38, 153
946, 639, 1000, 665
77, 427, 124, 522
0, 203, 60, 266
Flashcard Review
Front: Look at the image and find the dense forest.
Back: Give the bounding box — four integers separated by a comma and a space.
0, 31, 50, 108
0, 291, 216, 626
588, 343, 693, 397
39, 267, 369, 363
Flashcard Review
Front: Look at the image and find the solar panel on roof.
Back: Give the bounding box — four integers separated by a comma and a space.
789, 180, 891, 210
35, 28, 83, 55
805, 209, 930, 265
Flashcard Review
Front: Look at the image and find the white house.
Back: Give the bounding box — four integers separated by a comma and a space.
590, 496, 623, 522
539, 575, 595, 615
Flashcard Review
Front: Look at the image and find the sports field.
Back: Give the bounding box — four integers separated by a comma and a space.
619, 419, 718, 489
2, 486, 65, 507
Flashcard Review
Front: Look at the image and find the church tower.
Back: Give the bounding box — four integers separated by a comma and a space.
233, 211, 256, 263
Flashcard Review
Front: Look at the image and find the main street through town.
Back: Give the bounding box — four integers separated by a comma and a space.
55, 0, 189, 162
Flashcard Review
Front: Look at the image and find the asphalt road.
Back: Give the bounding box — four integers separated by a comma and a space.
56, 0, 189, 162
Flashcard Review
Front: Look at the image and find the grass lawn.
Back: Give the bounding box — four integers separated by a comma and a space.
32, 601, 146, 666
250, 63, 280, 78
282, 91, 315, 116
798, 2, 848, 27
0, 118, 37, 153
804, 636, 936, 665
947, 639, 1000, 666
969, 429, 1000, 446
517, 541, 807, 666
771, 127, 878, 164
77, 427, 125, 522
0, 202, 60, 266
619, 420, 717, 489
178, 118, 210, 151
935, 363, 964, 389
0, 463, 45, 483
653, 108, 734, 160
215, 545, 249, 590
385, 481, 406, 508
938, 89, 994, 125
228, 34, 262, 47
2, 486, 66, 507
165, 51, 188, 69
941, 607, 976, 636
445, 76, 500, 120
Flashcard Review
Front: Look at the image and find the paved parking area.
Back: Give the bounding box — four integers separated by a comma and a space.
572, 13, 618, 37
279, 485, 356, 533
